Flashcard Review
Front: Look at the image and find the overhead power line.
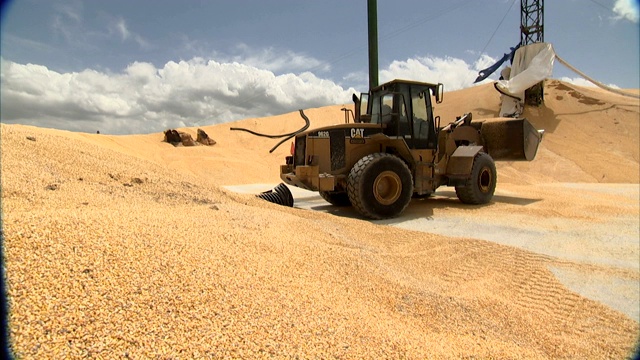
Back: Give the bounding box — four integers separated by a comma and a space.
479, 0, 518, 56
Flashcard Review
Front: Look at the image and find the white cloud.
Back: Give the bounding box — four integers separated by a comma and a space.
341, 71, 368, 93
49, 5, 152, 52
229, 44, 330, 73
1, 51, 503, 135
1, 33, 58, 54
380, 54, 497, 91
0, 57, 356, 135
560, 77, 596, 87
51, 14, 75, 42
105, 16, 151, 49
612, 0, 639, 23
113, 17, 130, 41
54, 0, 83, 23
559, 76, 620, 89
51, 0, 84, 43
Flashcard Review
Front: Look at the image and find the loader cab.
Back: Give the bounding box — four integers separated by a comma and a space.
358, 80, 443, 150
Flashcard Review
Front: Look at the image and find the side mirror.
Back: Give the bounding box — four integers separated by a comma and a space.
435, 83, 444, 104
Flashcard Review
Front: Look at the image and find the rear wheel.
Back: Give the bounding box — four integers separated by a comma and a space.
455, 152, 496, 204
319, 191, 351, 206
347, 153, 413, 219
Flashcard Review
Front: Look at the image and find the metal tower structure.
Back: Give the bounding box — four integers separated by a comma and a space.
520, 0, 544, 105
521, 0, 544, 45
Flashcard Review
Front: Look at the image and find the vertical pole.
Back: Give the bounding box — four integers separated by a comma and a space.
367, 0, 379, 90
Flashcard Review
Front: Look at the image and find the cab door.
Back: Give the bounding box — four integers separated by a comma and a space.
410, 90, 437, 150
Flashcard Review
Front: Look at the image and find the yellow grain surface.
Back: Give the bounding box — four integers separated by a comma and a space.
2, 80, 639, 358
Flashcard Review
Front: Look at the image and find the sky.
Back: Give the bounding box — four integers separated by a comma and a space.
1, 0, 638, 135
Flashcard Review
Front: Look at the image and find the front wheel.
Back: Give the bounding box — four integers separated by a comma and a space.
455, 152, 496, 205
347, 153, 413, 219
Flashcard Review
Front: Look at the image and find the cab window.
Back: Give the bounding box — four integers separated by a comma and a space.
371, 94, 394, 124
412, 91, 432, 148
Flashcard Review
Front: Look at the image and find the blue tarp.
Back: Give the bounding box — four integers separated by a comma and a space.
474, 44, 520, 83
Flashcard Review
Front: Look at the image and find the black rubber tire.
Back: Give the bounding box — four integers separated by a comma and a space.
319, 191, 351, 206
455, 152, 496, 205
413, 192, 433, 199
347, 153, 413, 219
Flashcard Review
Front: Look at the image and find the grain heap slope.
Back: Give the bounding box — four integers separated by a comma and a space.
2, 80, 639, 358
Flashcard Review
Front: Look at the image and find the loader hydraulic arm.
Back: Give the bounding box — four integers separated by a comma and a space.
441, 113, 473, 132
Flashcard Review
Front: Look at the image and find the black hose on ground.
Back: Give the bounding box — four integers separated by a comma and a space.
256, 183, 294, 207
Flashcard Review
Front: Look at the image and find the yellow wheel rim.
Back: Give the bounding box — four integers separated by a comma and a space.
373, 171, 402, 205
478, 167, 492, 193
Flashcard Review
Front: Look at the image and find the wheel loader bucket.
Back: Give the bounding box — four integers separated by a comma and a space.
479, 118, 544, 161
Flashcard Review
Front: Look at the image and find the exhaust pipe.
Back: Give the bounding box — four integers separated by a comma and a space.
256, 183, 294, 207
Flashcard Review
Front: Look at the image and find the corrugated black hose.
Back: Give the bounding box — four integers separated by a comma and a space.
230, 110, 310, 207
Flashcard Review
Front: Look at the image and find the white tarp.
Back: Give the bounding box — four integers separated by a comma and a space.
495, 42, 556, 117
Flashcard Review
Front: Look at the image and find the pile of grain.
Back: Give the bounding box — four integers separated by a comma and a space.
2, 80, 639, 358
